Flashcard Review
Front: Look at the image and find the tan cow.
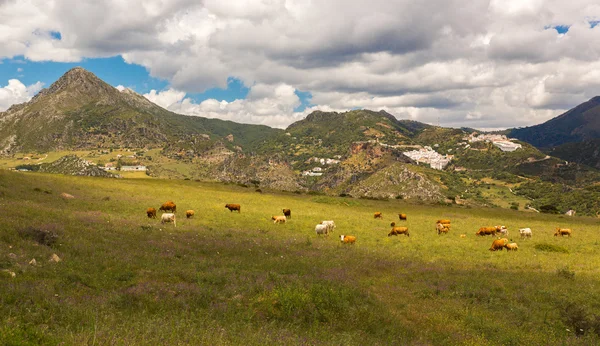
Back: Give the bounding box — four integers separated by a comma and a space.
554, 228, 572, 237
388, 226, 409, 237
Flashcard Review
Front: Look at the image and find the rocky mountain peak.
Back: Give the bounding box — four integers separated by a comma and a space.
33, 67, 118, 101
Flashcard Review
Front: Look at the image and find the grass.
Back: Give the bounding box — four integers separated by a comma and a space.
2, 169, 600, 344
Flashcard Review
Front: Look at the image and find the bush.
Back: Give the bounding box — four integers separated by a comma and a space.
510, 202, 519, 210
534, 243, 569, 253
17, 226, 60, 247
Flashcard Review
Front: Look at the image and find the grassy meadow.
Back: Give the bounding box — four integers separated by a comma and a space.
1, 169, 600, 345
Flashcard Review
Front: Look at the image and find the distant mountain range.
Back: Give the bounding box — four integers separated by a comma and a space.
509, 96, 600, 169
2, 68, 600, 214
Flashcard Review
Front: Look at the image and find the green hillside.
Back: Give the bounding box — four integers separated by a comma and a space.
2, 170, 600, 344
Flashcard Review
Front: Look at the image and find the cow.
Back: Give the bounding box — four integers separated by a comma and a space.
159, 201, 176, 213
388, 226, 409, 237
519, 228, 532, 238
282, 209, 291, 219
554, 228, 572, 237
272, 216, 287, 224
437, 219, 451, 224
398, 213, 407, 220
489, 239, 506, 251
186, 210, 195, 219
315, 224, 328, 236
505, 243, 518, 251
476, 226, 500, 236
321, 221, 336, 233
374, 212, 383, 219
340, 235, 356, 244
225, 204, 241, 213
146, 207, 157, 219
436, 222, 449, 235
161, 213, 176, 227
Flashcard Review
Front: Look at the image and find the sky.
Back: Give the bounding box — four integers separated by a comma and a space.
1, 1, 600, 130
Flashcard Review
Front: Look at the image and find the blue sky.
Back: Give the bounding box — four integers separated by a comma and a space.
0, 55, 312, 111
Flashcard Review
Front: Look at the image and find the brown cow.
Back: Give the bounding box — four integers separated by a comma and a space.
340, 235, 356, 244
398, 213, 407, 220
436, 222, 449, 235
476, 226, 500, 236
146, 207, 157, 219
554, 228, 572, 237
374, 212, 383, 219
282, 209, 291, 219
225, 204, 241, 213
388, 226, 409, 237
437, 219, 451, 224
272, 215, 286, 224
186, 210, 195, 219
159, 201, 176, 213
504, 243, 518, 251
489, 239, 507, 251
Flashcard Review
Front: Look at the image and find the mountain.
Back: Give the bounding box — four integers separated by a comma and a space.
508, 96, 600, 169
509, 96, 600, 148
0, 67, 280, 154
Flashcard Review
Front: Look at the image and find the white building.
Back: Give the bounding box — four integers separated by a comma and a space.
403, 146, 452, 170
120, 165, 147, 172
492, 141, 522, 152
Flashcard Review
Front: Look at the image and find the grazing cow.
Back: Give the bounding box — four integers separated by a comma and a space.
225, 204, 241, 213
272, 216, 287, 224
282, 209, 291, 219
159, 201, 176, 213
519, 228, 532, 238
388, 226, 409, 237
554, 228, 572, 237
476, 226, 500, 236
437, 219, 451, 224
321, 221, 336, 233
146, 207, 157, 219
398, 213, 407, 220
498, 226, 509, 236
460, 234, 467, 238
505, 243, 518, 251
436, 222, 449, 235
374, 212, 383, 219
390, 222, 396, 227
315, 224, 328, 236
340, 235, 356, 244
186, 210, 195, 219
489, 239, 507, 251
161, 213, 176, 227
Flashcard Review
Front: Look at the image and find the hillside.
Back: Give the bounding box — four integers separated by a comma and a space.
0, 67, 280, 155
3, 170, 600, 344
509, 96, 600, 148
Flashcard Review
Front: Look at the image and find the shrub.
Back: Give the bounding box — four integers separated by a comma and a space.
534, 243, 569, 253
510, 202, 519, 210
556, 266, 575, 279
17, 226, 60, 247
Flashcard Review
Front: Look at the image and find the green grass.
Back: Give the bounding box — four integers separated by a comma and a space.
2, 170, 600, 344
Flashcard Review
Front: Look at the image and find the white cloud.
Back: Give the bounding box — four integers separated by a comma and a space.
143, 83, 304, 128
0, 79, 44, 111
2, 1, 600, 128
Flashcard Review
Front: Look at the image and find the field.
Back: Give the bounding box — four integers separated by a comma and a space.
2, 170, 600, 345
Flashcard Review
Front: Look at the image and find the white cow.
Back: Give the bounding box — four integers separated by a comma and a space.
321, 220, 336, 233
315, 224, 329, 236
519, 228, 532, 238
498, 226, 509, 236
161, 213, 176, 227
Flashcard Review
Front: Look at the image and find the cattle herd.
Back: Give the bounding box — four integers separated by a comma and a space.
145, 202, 574, 250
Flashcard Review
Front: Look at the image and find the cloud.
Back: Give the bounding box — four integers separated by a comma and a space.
143, 83, 304, 128
3, 1, 600, 128
0, 79, 44, 111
